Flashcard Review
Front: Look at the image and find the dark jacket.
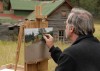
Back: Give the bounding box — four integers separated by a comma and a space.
49, 35, 100, 71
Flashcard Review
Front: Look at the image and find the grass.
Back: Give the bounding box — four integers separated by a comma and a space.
94, 24, 100, 39
0, 21, 100, 70
0, 41, 24, 66
0, 41, 69, 71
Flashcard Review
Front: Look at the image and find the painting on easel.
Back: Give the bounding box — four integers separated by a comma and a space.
24, 28, 53, 64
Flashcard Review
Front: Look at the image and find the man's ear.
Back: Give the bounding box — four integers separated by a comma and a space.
70, 26, 74, 33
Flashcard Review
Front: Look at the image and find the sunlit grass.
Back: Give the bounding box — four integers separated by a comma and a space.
0, 41, 70, 70
0, 41, 24, 66
94, 24, 100, 39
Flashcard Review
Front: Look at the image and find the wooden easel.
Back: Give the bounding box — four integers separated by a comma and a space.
15, 6, 48, 71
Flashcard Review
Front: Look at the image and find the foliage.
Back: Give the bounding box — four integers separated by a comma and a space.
3, 0, 10, 10
25, 28, 53, 43
25, 33, 35, 43
70, 0, 100, 17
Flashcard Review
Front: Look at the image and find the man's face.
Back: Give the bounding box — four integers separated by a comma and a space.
65, 13, 75, 40
65, 20, 71, 39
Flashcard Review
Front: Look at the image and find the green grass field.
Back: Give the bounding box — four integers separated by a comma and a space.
0, 21, 100, 71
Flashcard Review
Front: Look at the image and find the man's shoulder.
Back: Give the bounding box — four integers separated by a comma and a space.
63, 40, 100, 59
64, 37, 100, 53
64, 42, 82, 51
63, 44, 80, 56
63, 41, 90, 57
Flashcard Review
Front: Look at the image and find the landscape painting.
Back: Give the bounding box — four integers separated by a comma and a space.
24, 28, 53, 64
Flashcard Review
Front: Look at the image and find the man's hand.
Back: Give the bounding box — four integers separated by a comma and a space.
43, 34, 54, 48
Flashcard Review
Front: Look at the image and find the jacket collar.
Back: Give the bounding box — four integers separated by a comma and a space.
72, 35, 99, 45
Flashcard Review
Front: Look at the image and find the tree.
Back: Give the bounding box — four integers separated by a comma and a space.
76, 0, 80, 6
3, 0, 10, 10
95, 0, 100, 16
70, 0, 100, 17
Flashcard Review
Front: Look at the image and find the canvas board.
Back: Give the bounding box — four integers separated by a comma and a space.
24, 28, 53, 64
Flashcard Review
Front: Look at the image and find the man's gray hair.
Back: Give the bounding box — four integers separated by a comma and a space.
67, 7, 95, 35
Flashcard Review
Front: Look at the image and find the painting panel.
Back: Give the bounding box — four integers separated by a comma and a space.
24, 28, 53, 64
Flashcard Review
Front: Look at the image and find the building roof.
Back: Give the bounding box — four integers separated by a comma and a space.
10, 0, 40, 10
27, 0, 72, 20
10, 0, 72, 20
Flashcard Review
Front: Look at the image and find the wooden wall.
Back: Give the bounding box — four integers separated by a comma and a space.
48, 3, 71, 42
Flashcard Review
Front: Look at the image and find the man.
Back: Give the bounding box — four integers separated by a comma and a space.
43, 8, 100, 71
